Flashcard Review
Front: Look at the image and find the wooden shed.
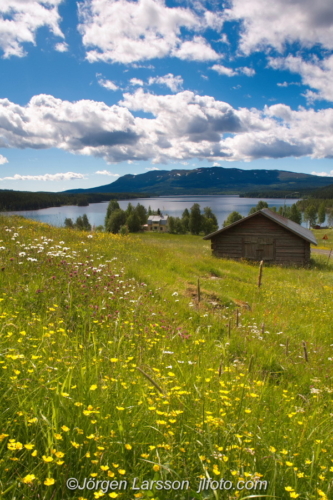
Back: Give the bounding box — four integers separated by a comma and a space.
203, 209, 317, 265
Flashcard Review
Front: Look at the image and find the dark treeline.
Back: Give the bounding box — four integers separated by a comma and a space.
104, 200, 219, 235
223, 201, 303, 227
64, 214, 92, 231
104, 200, 149, 234
240, 189, 314, 199
309, 183, 333, 199
223, 200, 333, 229
296, 199, 333, 211
295, 199, 333, 227
0, 190, 151, 211
168, 205, 218, 235
241, 184, 333, 227
243, 183, 333, 206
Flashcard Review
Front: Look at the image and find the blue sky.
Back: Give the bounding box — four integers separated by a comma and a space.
1, 0, 333, 192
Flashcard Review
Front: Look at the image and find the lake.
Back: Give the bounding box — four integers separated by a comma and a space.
3, 195, 300, 228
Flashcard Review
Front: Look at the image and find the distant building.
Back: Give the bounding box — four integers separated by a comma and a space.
147, 215, 169, 232
203, 209, 317, 265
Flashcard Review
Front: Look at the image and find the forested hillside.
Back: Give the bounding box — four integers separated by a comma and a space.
0, 191, 150, 211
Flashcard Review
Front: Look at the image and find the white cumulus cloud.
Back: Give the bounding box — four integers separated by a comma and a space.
0, 172, 86, 181
269, 55, 333, 103
98, 78, 119, 91
0, 154, 8, 164
77, 0, 222, 64
0, 93, 141, 163
311, 170, 333, 177
148, 73, 183, 92
54, 42, 69, 52
130, 78, 144, 86
95, 170, 120, 176
1, 92, 333, 165
277, 81, 300, 87
211, 64, 237, 77
240, 67, 255, 77
211, 64, 255, 77
0, 0, 65, 58
226, 0, 333, 54
172, 36, 220, 62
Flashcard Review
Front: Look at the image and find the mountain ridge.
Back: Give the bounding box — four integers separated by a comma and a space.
63, 166, 333, 195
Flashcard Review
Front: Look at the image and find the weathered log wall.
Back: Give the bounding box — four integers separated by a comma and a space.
211, 214, 310, 265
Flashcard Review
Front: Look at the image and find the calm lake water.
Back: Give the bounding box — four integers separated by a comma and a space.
4, 195, 300, 228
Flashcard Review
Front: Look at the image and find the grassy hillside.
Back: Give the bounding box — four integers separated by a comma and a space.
0, 215, 332, 500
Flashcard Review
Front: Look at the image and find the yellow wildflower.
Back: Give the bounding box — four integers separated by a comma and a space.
8, 441, 23, 450
94, 492, 105, 499
44, 478, 55, 486
22, 474, 36, 484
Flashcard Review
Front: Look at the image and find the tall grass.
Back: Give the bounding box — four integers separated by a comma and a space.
0, 215, 332, 500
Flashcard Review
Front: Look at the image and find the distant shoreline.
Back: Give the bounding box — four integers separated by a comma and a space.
0, 189, 305, 212
0, 191, 152, 212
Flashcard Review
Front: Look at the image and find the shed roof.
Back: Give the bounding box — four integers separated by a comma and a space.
203, 208, 317, 246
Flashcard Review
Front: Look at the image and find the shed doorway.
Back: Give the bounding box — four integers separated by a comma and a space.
242, 237, 275, 261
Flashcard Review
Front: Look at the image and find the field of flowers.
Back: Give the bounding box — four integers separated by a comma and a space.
0, 215, 333, 500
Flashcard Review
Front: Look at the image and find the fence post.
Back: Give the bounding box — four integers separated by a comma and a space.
258, 260, 264, 288
302, 341, 309, 362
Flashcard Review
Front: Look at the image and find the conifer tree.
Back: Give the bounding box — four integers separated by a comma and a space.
223, 211, 243, 227
105, 199, 120, 228
189, 204, 202, 234
318, 202, 326, 225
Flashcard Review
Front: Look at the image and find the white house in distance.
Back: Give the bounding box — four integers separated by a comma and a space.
146, 215, 169, 232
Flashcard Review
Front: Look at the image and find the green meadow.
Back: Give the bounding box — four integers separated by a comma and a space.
0, 215, 333, 500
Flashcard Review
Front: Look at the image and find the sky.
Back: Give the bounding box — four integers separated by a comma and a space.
1, 0, 333, 192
